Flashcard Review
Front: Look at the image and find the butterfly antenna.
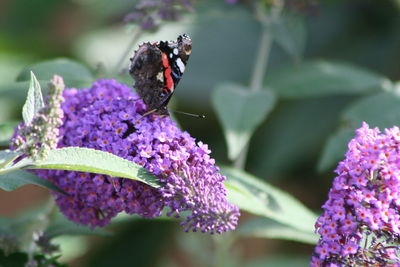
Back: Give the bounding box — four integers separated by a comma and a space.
136, 109, 158, 123
172, 110, 205, 119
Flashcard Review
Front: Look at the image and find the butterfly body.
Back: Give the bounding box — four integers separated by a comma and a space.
129, 34, 192, 115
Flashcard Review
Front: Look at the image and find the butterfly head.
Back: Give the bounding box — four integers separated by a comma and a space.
177, 34, 192, 62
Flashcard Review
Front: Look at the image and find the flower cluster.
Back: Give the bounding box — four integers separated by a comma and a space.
125, 0, 194, 31
312, 122, 400, 266
32, 79, 239, 233
11, 75, 64, 160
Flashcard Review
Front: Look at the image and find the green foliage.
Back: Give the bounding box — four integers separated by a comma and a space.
249, 95, 352, 177
0, 170, 64, 193
32, 254, 68, 267
223, 167, 317, 234
317, 129, 355, 173
0, 248, 67, 267
0, 53, 33, 86
238, 217, 317, 244
0, 121, 19, 146
343, 92, 400, 128
17, 58, 94, 88
0, 249, 28, 267
22, 72, 44, 125
318, 92, 400, 172
0, 150, 20, 169
15, 147, 160, 188
267, 60, 391, 98
0, 202, 106, 266
88, 220, 175, 267
45, 214, 111, 239
212, 83, 276, 160
0, 80, 49, 102
271, 11, 306, 62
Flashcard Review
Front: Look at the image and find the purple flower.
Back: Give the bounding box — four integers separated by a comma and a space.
311, 122, 400, 266
31, 79, 239, 233
125, 0, 194, 31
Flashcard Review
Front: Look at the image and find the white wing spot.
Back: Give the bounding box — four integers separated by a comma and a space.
176, 58, 185, 73
157, 71, 164, 82
173, 48, 179, 55
169, 53, 173, 58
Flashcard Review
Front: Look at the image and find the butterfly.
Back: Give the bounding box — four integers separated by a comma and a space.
129, 34, 192, 116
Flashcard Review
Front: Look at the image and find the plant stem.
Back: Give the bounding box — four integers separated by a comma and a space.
249, 24, 273, 92
233, 2, 281, 170
25, 198, 58, 260
113, 27, 143, 74
234, 144, 249, 170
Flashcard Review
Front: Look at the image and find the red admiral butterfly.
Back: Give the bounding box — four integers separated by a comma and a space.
129, 34, 192, 116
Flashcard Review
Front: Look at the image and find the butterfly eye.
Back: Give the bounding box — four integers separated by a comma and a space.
184, 44, 192, 55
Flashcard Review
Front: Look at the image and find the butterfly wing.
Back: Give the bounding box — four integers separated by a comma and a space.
156, 34, 192, 108
129, 34, 192, 115
129, 42, 166, 113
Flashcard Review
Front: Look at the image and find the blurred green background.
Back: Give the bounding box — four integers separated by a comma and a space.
1, 0, 400, 266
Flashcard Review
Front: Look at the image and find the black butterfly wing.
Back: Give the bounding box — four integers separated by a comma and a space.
129, 43, 167, 113
129, 34, 192, 116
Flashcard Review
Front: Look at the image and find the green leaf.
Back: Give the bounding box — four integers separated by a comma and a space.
267, 60, 392, 99
0, 82, 51, 122
222, 167, 317, 233
0, 170, 64, 193
16, 58, 93, 88
22, 72, 44, 124
249, 96, 353, 177
0, 249, 28, 267
33, 254, 67, 267
0, 52, 33, 86
212, 83, 276, 160
318, 92, 400, 172
46, 215, 111, 238
51, 236, 88, 264
317, 129, 354, 173
238, 217, 318, 244
343, 92, 400, 128
19, 147, 160, 188
0, 121, 19, 146
0, 150, 21, 169
271, 11, 306, 62
0, 81, 48, 98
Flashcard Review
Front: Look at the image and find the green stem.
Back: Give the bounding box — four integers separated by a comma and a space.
0, 161, 31, 175
249, 24, 273, 92
234, 27, 271, 169
113, 27, 143, 73
24, 198, 58, 260
250, 0, 284, 92
234, 144, 249, 170
0, 154, 43, 175
233, 2, 281, 170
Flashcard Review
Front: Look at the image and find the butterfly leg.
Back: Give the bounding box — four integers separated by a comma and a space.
135, 108, 158, 124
